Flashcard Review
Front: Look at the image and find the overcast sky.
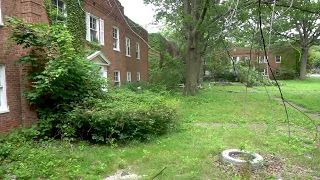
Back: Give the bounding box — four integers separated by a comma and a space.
118, 0, 159, 33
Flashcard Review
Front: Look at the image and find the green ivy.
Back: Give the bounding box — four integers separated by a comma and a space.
44, 0, 86, 54
65, 0, 86, 53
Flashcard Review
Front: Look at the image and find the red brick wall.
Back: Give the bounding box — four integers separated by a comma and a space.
0, 0, 48, 132
84, 0, 149, 85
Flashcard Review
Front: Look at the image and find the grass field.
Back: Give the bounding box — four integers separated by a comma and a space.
1, 77, 319, 179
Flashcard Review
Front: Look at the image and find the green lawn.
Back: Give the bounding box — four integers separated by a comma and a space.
1, 77, 320, 179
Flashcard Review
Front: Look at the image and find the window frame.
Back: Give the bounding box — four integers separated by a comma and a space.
0, 65, 8, 113
275, 56, 281, 63
136, 42, 140, 59
232, 56, 240, 63
113, 26, 120, 51
125, 37, 131, 57
114, 70, 120, 86
51, 0, 67, 24
90, 15, 99, 42
258, 56, 268, 64
0, 0, 3, 26
263, 68, 269, 76
126, 72, 131, 82
86, 12, 104, 45
137, 72, 141, 82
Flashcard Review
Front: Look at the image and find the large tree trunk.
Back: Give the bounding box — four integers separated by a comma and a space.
184, 29, 200, 95
183, 0, 204, 95
299, 47, 308, 80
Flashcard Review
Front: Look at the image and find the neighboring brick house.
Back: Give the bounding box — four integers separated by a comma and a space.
0, 0, 148, 132
230, 47, 298, 78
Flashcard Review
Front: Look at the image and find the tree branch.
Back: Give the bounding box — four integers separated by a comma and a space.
191, 0, 209, 36
261, 0, 319, 14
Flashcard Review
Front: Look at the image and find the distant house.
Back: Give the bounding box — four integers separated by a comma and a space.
0, 0, 148, 132
231, 47, 298, 78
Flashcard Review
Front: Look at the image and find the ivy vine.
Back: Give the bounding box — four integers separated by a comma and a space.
44, 0, 87, 54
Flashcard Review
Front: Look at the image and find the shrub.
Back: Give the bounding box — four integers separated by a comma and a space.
278, 68, 297, 80
54, 89, 179, 143
236, 64, 273, 87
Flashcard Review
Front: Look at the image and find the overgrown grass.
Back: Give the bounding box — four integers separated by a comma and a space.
1, 77, 319, 179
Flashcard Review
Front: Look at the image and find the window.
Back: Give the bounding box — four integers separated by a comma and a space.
136, 42, 140, 59
0, 65, 8, 112
0, 0, 3, 25
126, 72, 131, 82
258, 56, 268, 63
232, 56, 239, 63
114, 71, 120, 86
113, 27, 120, 51
275, 56, 281, 63
86, 12, 104, 45
52, 0, 66, 24
244, 56, 250, 64
263, 68, 268, 76
204, 70, 210, 76
137, 72, 141, 82
125, 37, 131, 56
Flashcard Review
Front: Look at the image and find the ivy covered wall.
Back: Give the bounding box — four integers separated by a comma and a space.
44, 0, 86, 53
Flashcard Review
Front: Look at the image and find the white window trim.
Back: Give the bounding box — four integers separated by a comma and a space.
232, 56, 240, 63
258, 56, 268, 64
126, 72, 131, 82
113, 26, 120, 51
0, 65, 9, 113
0, 0, 4, 26
114, 70, 120, 86
275, 56, 281, 63
86, 12, 104, 45
137, 72, 141, 82
263, 68, 269, 76
136, 42, 140, 59
125, 37, 131, 57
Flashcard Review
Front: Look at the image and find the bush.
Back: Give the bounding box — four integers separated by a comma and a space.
39, 88, 179, 143
123, 81, 168, 94
278, 68, 297, 80
236, 64, 273, 87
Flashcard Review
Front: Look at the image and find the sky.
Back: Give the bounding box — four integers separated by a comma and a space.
117, 0, 159, 33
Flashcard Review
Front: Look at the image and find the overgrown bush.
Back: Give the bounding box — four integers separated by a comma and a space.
39, 88, 179, 143
149, 52, 185, 91
278, 68, 297, 80
236, 64, 273, 87
123, 81, 168, 94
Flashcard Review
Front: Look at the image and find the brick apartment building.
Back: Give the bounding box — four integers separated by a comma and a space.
230, 47, 297, 78
0, 0, 148, 132
202, 47, 298, 81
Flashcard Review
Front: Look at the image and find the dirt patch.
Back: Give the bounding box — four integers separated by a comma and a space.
213, 153, 284, 179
